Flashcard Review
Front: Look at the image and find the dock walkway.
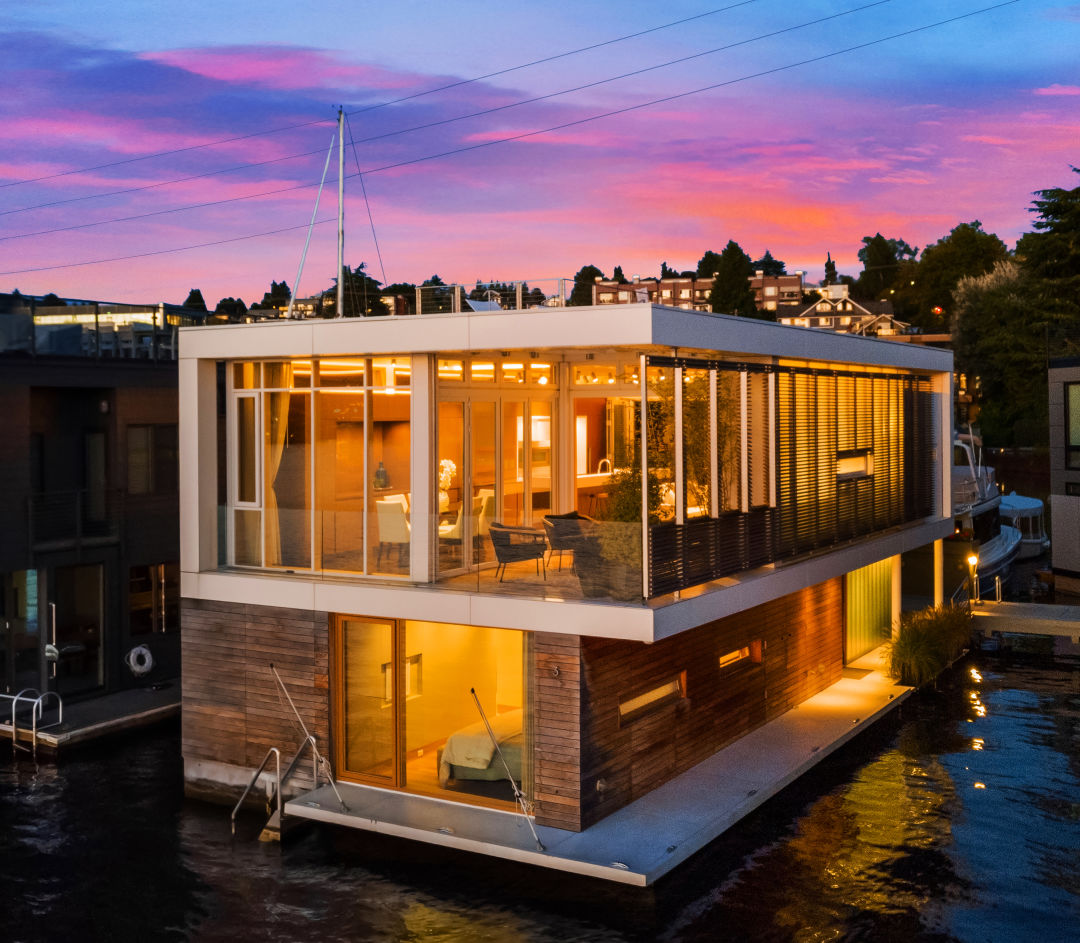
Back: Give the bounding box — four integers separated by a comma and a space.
971, 600, 1080, 644
0, 681, 179, 752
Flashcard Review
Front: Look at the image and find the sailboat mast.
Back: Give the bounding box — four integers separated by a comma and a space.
336, 106, 345, 318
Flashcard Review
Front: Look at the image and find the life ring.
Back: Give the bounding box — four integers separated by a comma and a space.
125, 645, 154, 677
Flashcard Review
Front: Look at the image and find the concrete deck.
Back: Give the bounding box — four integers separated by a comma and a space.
0, 681, 180, 752
286, 646, 911, 886
972, 600, 1080, 642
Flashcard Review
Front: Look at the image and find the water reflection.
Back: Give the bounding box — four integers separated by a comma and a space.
3, 655, 1078, 942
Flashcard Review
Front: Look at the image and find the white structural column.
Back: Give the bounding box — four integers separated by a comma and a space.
179, 356, 219, 576
410, 353, 432, 583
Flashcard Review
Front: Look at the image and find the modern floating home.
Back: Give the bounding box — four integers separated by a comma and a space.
178, 300, 953, 882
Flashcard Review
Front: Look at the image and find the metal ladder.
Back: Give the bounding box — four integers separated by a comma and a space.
3, 689, 63, 755
231, 665, 348, 841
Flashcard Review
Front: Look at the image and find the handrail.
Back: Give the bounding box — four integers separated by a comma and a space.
6, 689, 41, 747
231, 747, 280, 837
32, 691, 63, 754
266, 735, 320, 813
4, 689, 62, 754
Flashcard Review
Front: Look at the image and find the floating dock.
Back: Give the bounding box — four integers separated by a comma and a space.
1, 682, 179, 753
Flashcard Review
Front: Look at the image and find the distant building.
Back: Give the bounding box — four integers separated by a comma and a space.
593, 271, 805, 314
777, 284, 907, 336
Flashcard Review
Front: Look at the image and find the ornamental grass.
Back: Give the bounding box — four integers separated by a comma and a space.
888, 604, 973, 687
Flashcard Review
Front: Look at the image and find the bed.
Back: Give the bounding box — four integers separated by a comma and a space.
437, 708, 523, 787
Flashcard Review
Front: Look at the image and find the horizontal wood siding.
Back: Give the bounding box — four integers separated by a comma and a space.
578, 579, 842, 829
182, 598, 329, 791
532, 633, 583, 831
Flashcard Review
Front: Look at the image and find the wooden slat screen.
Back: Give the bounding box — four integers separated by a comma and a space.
646, 356, 938, 597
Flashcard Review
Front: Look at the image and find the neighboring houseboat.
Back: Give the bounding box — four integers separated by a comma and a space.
999, 491, 1049, 560
178, 299, 953, 883
948, 435, 1021, 597
0, 297, 185, 709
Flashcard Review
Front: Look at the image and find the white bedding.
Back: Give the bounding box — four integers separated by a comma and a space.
438, 709, 522, 783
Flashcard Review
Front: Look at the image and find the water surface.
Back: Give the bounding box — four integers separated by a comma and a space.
3, 654, 1078, 942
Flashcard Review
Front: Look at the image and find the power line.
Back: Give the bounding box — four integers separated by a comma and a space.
0, 1, 1022, 278
0, 1, 762, 191
0, 218, 337, 277
2, 1, 889, 240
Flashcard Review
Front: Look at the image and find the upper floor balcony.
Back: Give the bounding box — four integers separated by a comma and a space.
204, 344, 944, 610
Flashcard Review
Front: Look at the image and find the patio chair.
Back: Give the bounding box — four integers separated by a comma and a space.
541, 511, 597, 571
488, 522, 546, 581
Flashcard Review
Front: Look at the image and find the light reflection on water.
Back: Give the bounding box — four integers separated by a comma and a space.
3, 655, 1078, 942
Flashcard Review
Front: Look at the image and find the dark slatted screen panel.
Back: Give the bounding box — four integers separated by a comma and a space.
645, 357, 939, 599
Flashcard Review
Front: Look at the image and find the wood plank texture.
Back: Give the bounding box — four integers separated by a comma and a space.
182, 598, 329, 790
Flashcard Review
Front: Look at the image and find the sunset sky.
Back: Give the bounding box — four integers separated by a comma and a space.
2, 0, 1078, 306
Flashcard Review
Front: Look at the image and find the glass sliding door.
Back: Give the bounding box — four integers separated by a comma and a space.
334, 614, 529, 812
336, 616, 399, 785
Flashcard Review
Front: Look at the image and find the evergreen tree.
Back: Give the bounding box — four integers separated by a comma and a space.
251, 279, 291, 310
182, 288, 207, 311
612, 265, 629, 284
696, 250, 722, 278
660, 261, 677, 279
323, 263, 388, 317
569, 264, 605, 306
708, 241, 759, 318
751, 250, 786, 276
823, 252, 838, 286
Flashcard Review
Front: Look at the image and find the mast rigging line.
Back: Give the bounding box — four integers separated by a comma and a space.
0, 1, 763, 191
0, 0, 1021, 278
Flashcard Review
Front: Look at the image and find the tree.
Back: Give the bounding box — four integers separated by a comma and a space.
569, 264, 605, 306
853, 234, 917, 300
908, 221, 1007, 329
953, 262, 1044, 445
214, 297, 248, 321
696, 250, 722, 278
383, 281, 417, 315
182, 289, 207, 311
323, 263, 388, 317
752, 250, 786, 276
39, 292, 65, 307
660, 261, 677, 279
823, 253, 838, 286
250, 279, 291, 310
612, 265, 629, 284
708, 241, 760, 318
1016, 166, 1080, 293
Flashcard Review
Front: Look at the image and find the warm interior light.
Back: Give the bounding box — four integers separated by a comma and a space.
967, 554, 979, 568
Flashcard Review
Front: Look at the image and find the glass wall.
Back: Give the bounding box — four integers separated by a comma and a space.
226, 357, 411, 577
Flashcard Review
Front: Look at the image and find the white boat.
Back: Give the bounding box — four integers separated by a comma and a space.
950, 434, 1021, 596
999, 491, 1050, 559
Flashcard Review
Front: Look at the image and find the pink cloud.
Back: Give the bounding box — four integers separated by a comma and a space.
142, 46, 423, 93
1034, 84, 1080, 95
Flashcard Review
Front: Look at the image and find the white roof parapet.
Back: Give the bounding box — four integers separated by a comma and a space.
179, 303, 952, 374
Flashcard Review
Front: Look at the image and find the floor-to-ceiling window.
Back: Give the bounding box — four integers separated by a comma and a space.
226, 356, 411, 577
333, 615, 530, 812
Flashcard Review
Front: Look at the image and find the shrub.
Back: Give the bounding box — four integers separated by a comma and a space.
888, 604, 972, 687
